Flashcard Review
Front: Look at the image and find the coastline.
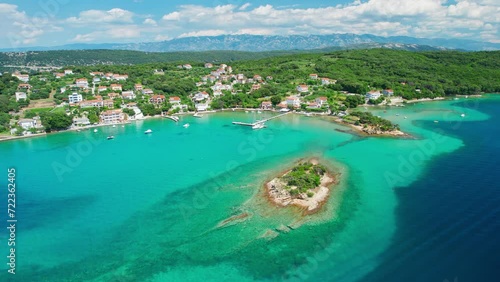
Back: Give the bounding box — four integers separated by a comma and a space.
4, 95, 481, 143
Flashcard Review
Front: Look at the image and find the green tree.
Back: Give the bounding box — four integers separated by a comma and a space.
271, 95, 281, 106
41, 112, 73, 132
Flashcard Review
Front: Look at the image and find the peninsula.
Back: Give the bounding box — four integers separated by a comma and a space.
266, 159, 337, 214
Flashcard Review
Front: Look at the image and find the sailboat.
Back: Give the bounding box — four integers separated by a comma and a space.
144, 129, 153, 134
183, 123, 190, 128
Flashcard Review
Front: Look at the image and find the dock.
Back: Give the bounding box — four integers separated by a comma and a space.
232, 112, 290, 127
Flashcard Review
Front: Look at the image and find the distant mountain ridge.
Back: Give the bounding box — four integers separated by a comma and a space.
1, 34, 499, 53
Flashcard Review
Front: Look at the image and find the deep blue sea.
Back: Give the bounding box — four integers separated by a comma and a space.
361, 98, 500, 282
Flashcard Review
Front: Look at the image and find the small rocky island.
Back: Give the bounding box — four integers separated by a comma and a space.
341, 111, 408, 137
266, 159, 337, 214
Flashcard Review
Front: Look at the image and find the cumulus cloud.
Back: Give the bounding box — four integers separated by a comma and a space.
239, 3, 251, 11
2, 1, 500, 47
0, 3, 61, 47
156, 1, 499, 43
143, 18, 157, 26
67, 8, 134, 25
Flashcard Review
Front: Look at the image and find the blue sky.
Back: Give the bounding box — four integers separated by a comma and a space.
0, 0, 498, 48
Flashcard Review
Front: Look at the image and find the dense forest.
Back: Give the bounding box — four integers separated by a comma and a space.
228, 49, 500, 99
0, 49, 303, 69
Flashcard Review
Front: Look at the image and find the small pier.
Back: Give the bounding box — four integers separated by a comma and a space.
232, 112, 290, 127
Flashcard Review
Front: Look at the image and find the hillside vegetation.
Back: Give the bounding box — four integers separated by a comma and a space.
0, 49, 303, 68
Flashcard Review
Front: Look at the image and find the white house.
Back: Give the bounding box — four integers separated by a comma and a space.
204, 63, 213, 68
309, 74, 318, 80
15, 92, 27, 101
122, 91, 136, 100
315, 97, 328, 106
183, 64, 192, 69
13, 73, 29, 82
79, 100, 104, 108
195, 103, 209, 111
213, 90, 223, 97
98, 86, 108, 93
321, 78, 331, 85
297, 85, 309, 93
169, 96, 181, 105
75, 78, 89, 89
100, 109, 124, 124
110, 84, 122, 91
142, 89, 154, 95
193, 91, 209, 102
18, 119, 35, 130
261, 101, 272, 110
64, 70, 73, 75
286, 96, 301, 108
68, 93, 83, 104
73, 117, 90, 126
366, 90, 382, 100
113, 74, 128, 81
382, 89, 394, 96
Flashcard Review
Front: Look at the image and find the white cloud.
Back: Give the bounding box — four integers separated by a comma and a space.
154, 34, 170, 41
239, 3, 251, 11
162, 11, 180, 21
0, 3, 61, 47
72, 25, 141, 42
178, 29, 227, 38
67, 8, 134, 25
143, 18, 157, 26
156, 1, 500, 43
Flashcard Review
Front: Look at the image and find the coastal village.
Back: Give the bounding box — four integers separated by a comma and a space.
2, 62, 414, 138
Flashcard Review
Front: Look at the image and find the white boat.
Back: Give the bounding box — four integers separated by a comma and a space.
94, 129, 98, 133
461, 114, 466, 117
257, 111, 262, 114
434, 120, 439, 123
183, 123, 190, 128
107, 136, 114, 140
404, 116, 408, 119
165, 115, 179, 122
112, 125, 116, 128
193, 112, 203, 118
252, 123, 265, 130
305, 113, 312, 117
122, 125, 125, 128
144, 129, 153, 134
245, 111, 249, 113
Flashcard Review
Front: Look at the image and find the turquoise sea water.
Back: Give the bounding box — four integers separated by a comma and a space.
0, 96, 497, 281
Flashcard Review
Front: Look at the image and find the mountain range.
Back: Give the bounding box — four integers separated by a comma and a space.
1, 34, 499, 53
